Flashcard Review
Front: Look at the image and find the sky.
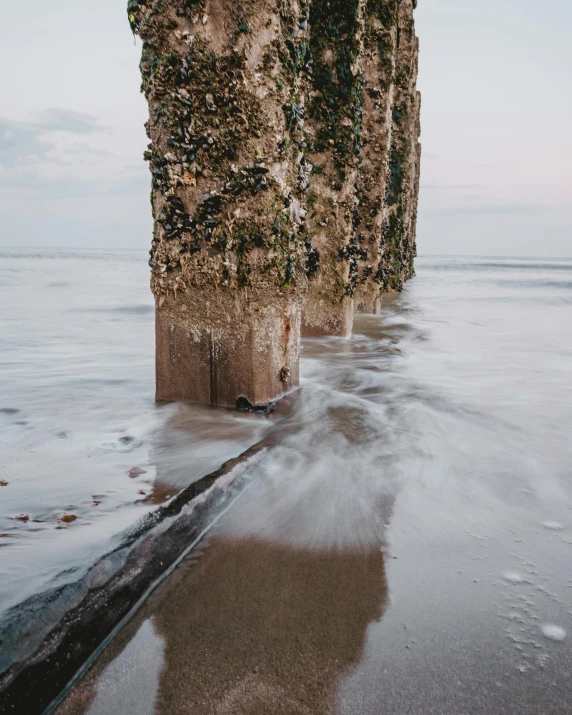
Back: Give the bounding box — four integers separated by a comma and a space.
416, 0, 572, 257
0, 0, 571, 256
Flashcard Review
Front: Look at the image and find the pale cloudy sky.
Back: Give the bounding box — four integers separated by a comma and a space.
0, 0, 571, 256
416, 0, 572, 257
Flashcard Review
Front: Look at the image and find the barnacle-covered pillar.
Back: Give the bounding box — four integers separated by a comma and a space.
129, 0, 421, 405
353, 0, 399, 314
357, 0, 421, 302
129, 0, 310, 408
299, 0, 367, 337
298, 0, 421, 332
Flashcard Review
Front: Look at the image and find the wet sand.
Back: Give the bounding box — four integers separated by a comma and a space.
56, 505, 572, 715
59, 538, 386, 715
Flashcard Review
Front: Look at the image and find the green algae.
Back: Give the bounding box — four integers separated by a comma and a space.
130, 0, 418, 301
308, 0, 364, 161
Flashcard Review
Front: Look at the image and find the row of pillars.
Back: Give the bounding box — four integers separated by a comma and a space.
128, 0, 421, 408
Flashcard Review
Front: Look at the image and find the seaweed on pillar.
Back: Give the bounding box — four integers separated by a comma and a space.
353, 0, 399, 314
372, 0, 421, 296
300, 0, 367, 337
128, 0, 310, 407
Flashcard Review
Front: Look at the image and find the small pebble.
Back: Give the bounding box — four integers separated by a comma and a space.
59, 514, 77, 523
14, 514, 30, 522
541, 624, 566, 642
127, 467, 147, 476
0, 533, 8, 537
138, 490, 146, 495
503, 571, 524, 584
542, 521, 564, 531
0, 479, 8, 486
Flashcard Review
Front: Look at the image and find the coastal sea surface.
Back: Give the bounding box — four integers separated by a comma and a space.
2, 250, 572, 713
0, 249, 269, 641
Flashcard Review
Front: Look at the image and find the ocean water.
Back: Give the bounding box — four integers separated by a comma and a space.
0, 249, 269, 622
2, 250, 572, 713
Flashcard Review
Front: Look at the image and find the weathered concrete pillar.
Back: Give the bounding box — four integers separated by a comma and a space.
155, 289, 301, 408
388, 0, 421, 286
299, 0, 421, 328
129, 0, 311, 407
300, 0, 367, 337
353, 0, 399, 314
129, 0, 421, 405
363, 0, 421, 297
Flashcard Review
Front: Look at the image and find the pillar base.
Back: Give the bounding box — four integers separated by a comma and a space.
156, 289, 301, 408
355, 296, 382, 315
301, 298, 354, 338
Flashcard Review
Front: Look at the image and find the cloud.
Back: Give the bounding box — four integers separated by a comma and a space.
425, 203, 549, 216
0, 109, 109, 168
0, 171, 148, 198
0, 108, 144, 202
38, 108, 110, 134
420, 183, 483, 191
0, 117, 51, 166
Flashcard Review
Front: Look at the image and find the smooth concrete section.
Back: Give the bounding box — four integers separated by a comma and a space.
156, 291, 301, 408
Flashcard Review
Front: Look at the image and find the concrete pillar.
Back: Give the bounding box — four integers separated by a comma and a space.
300, 0, 367, 337
353, 0, 399, 314
128, 0, 421, 405
130, 0, 311, 406
369, 0, 421, 295
155, 288, 300, 408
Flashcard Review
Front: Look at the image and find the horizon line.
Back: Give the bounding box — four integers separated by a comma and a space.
1, 246, 571, 261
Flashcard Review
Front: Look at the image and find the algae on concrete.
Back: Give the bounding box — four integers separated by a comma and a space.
129, 0, 421, 407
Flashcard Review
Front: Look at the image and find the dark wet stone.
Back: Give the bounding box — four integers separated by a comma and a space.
236, 397, 274, 414
0, 438, 272, 714
243, 165, 269, 175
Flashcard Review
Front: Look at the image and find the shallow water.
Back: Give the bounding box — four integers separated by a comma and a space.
2, 251, 572, 713
0, 248, 269, 625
